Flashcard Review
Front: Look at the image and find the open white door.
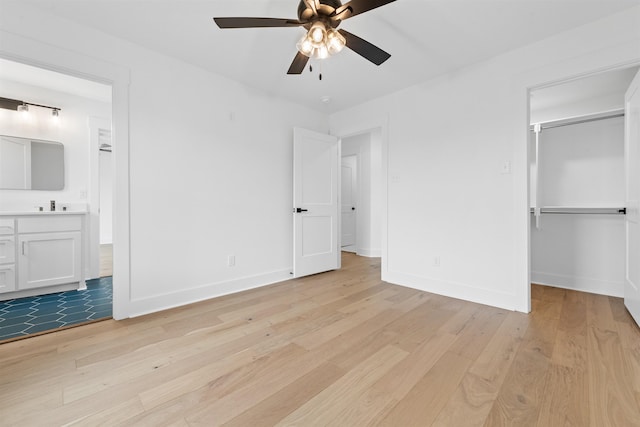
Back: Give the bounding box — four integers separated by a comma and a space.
293, 128, 340, 278
625, 69, 640, 327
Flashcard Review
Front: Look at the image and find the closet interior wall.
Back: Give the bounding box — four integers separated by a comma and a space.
530, 113, 625, 297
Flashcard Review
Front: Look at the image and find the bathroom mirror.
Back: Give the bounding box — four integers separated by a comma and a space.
0, 135, 65, 190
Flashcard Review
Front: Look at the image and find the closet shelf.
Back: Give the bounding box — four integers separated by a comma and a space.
530, 206, 626, 215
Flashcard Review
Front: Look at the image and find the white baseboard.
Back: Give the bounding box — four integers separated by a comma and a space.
383, 270, 517, 311
128, 269, 292, 318
531, 271, 624, 297
357, 248, 381, 258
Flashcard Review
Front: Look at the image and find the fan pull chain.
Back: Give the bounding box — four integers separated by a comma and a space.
319, 61, 323, 81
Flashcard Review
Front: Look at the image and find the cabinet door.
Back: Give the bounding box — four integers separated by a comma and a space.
18, 232, 81, 290
0, 264, 16, 293
0, 236, 15, 264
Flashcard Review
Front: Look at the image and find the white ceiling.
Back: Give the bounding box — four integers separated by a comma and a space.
9, 0, 640, 112
0, 58, 112, 103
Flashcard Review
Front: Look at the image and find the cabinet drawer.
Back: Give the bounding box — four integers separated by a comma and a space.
18, 216, 82, 233
0, 218, 15, 235
0, 236, 15, 264
0, 264, 16, 293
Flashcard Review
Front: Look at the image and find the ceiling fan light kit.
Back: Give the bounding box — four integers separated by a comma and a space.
213, 0, 396, 75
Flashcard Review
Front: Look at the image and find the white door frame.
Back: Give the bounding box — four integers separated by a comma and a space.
0, 30, 132, 319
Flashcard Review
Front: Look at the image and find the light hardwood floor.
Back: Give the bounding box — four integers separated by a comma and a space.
1, 253, 638, 426
100, 244, 113, 278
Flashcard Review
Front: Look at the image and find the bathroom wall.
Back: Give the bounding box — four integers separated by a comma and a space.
0, 79, 111, 212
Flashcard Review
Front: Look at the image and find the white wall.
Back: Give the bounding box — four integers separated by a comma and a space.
539, 117, 624, 207
0, 80, 111, 212
330, 7, 640, 311
99, 150, 112, 244
1, 2, 328, 317
531, 117, 625, 296
342, 131, 382, 257
531, 92, 626, 124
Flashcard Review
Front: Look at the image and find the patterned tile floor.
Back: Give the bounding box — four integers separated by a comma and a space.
0, 277, 112, 342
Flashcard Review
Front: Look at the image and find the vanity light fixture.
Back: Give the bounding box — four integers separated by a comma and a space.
0, 96, 61, 118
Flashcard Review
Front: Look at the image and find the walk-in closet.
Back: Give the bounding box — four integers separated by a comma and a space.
529, 66, 639, 299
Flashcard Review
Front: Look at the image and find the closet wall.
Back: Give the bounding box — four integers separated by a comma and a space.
530, 115, 625, 296
530, 67, 638, 297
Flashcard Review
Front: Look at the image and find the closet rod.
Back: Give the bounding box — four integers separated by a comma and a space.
529, 207, 626, 215
530, 111, 624, 131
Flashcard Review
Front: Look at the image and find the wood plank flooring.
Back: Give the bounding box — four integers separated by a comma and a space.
100, 244, 113, 278
1, 253, 639, 426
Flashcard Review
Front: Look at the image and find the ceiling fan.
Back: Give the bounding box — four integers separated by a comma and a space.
213, 0, 397, 75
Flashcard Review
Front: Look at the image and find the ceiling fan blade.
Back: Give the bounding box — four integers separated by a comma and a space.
335, 0, 397, 20
303, 0, 318, 15
214, 17, 304, 28
338, 29, 391, 65
287, 52, 310, 74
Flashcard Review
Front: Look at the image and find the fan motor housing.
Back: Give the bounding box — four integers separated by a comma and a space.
297, 0, 343, 21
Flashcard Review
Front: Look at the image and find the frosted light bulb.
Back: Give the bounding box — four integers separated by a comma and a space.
309, 22, 326, 44
327, 30, 345, 54
297, 35, 314, 56
316, 44, 329, 59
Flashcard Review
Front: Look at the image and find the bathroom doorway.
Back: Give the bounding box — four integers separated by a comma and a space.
0, 58, 115, 341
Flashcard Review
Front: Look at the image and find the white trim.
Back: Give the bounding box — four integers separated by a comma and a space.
128, 269, 293, 318
385, 270, 516, 311
532, 272, 624, 298
0, 30, 132, 319
357, 248, 381, 258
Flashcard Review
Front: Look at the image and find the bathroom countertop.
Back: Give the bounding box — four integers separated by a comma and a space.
0, 210, 87, 216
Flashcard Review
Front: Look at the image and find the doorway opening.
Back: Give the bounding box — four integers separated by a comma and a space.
0, 58, 115, 341
91, 122, 114, 278
340, 128, 383, 258
527, 65, 640, 308
341, 154, 357, 253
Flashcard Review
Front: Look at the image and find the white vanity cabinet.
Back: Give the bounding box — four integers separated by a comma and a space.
0, 218, 16, 293
18, 216, 82, 290
0, 213, 86, 299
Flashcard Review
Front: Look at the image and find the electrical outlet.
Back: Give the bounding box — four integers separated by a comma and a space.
501, 161, 511, 174
433, 256, 441, 267
227, 255, 235, 267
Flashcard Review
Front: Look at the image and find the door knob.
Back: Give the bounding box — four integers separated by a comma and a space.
295, 208, 308, 213
351, 207, 355, 211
